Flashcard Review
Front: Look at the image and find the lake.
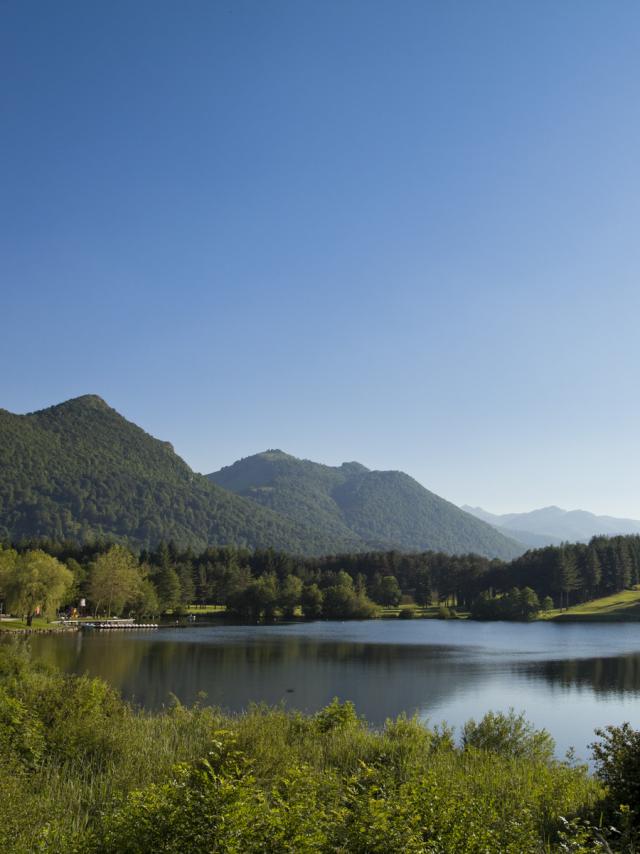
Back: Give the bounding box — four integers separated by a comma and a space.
31, 620, 640, 763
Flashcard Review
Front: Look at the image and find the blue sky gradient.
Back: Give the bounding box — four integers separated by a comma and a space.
2, 1, 640, 516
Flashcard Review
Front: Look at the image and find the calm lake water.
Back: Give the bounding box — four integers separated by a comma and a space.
31, 620, 640, 762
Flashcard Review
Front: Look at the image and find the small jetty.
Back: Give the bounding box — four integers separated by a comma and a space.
66, 618, 160, 631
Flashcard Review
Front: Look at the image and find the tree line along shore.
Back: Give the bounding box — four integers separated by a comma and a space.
1, 534, 640, 626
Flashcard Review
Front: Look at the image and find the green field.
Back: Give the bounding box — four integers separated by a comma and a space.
544, 588, 640, 622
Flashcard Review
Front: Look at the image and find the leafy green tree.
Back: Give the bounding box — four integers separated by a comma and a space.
336, 570, 354, 590
278, 575, 303, 618
591, 722, 640, 838
3, 550, 72, 625
354, 573, 367, 595
255, 573, 279, 620
65, 558, 87, 605
300, 583, 323, 619
517, 587, 540, 620
471, 587, 539, 621
228, 573, 278, 622
469, 591, 496, 620
176, 562, 195, 606
130, 578, 160, 618
322, 586, 377, 619
88, 545, 141, 617
414, 567, 432, 606
0, 547, 18, 609
368, 572, 383, 602
378, 575, 402, 606
155, 565, 182, 613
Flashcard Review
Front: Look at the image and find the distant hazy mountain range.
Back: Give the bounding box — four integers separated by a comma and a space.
0, 395, 522, 559
461, 505, 640, 548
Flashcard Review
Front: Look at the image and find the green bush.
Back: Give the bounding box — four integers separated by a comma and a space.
398, 605, 415, 619
0, 688, 45, 767
591, 722, 640, 845
0, 637, 612, 853
462, 709, 555, 764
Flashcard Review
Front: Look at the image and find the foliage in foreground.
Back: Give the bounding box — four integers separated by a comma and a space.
0, 637, 626, 853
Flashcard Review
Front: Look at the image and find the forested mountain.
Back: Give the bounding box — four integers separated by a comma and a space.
0, 396, 332, 553
0, 395, 523, 558
209, 451, 523, 559
462, 504, 640, 546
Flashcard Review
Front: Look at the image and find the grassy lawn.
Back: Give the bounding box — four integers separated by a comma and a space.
0, 616, 63, 631
543, 587, 640, 622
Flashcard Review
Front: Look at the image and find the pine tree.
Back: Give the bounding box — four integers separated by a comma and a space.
552, 547, 580, 609
414, 567, 432, 606
583, 546, 602, 599
156, 564, 182, 613
615, 539, 632, 591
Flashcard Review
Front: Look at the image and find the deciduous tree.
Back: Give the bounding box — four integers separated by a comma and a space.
3, 549, 72, 625
88, 545, 141, 617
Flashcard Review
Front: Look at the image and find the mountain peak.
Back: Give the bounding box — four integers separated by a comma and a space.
258, 449, 295, 460
209, 451, 523, 559
340, 461, 369, 475
51, 394, 111, 413
0, 397, 320, 552
73, 393, 109, 405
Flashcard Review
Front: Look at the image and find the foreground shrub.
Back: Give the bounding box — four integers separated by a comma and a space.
0, 637, 611, 853
591, 722, 640, 846
461, 709, 555, 764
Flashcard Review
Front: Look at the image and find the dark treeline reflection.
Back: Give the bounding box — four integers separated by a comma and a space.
524, 653, 640, 696
30, 621, 640, 752
31, 631, 484, 723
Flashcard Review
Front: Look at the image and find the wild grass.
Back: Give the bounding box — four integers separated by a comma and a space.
0, 636, 609, 853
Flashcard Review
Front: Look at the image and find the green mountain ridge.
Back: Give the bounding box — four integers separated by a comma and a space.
209, 451, 524, 559
0, 396, 330, 553
0, 396, 523, 558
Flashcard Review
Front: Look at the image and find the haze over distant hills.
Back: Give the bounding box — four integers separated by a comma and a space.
462, 505, 640, 547
208, 450, 523, 559
0, 395, 522, 559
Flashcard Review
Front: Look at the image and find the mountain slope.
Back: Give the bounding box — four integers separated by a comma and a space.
209, 452, 524, 559
462, 504, 640, 546
0, 396, 333, 553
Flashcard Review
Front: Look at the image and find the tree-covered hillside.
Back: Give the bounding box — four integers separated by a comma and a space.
209, 451, 523, 560
0, 397, 330, 553
0, 396, 522, 558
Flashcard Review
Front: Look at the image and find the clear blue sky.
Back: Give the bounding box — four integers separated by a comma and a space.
2, 1, 640, 517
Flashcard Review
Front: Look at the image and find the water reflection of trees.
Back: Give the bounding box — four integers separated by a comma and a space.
38, 633, 640, 727
32, 636, 483, 724
523, 654, 640, 696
